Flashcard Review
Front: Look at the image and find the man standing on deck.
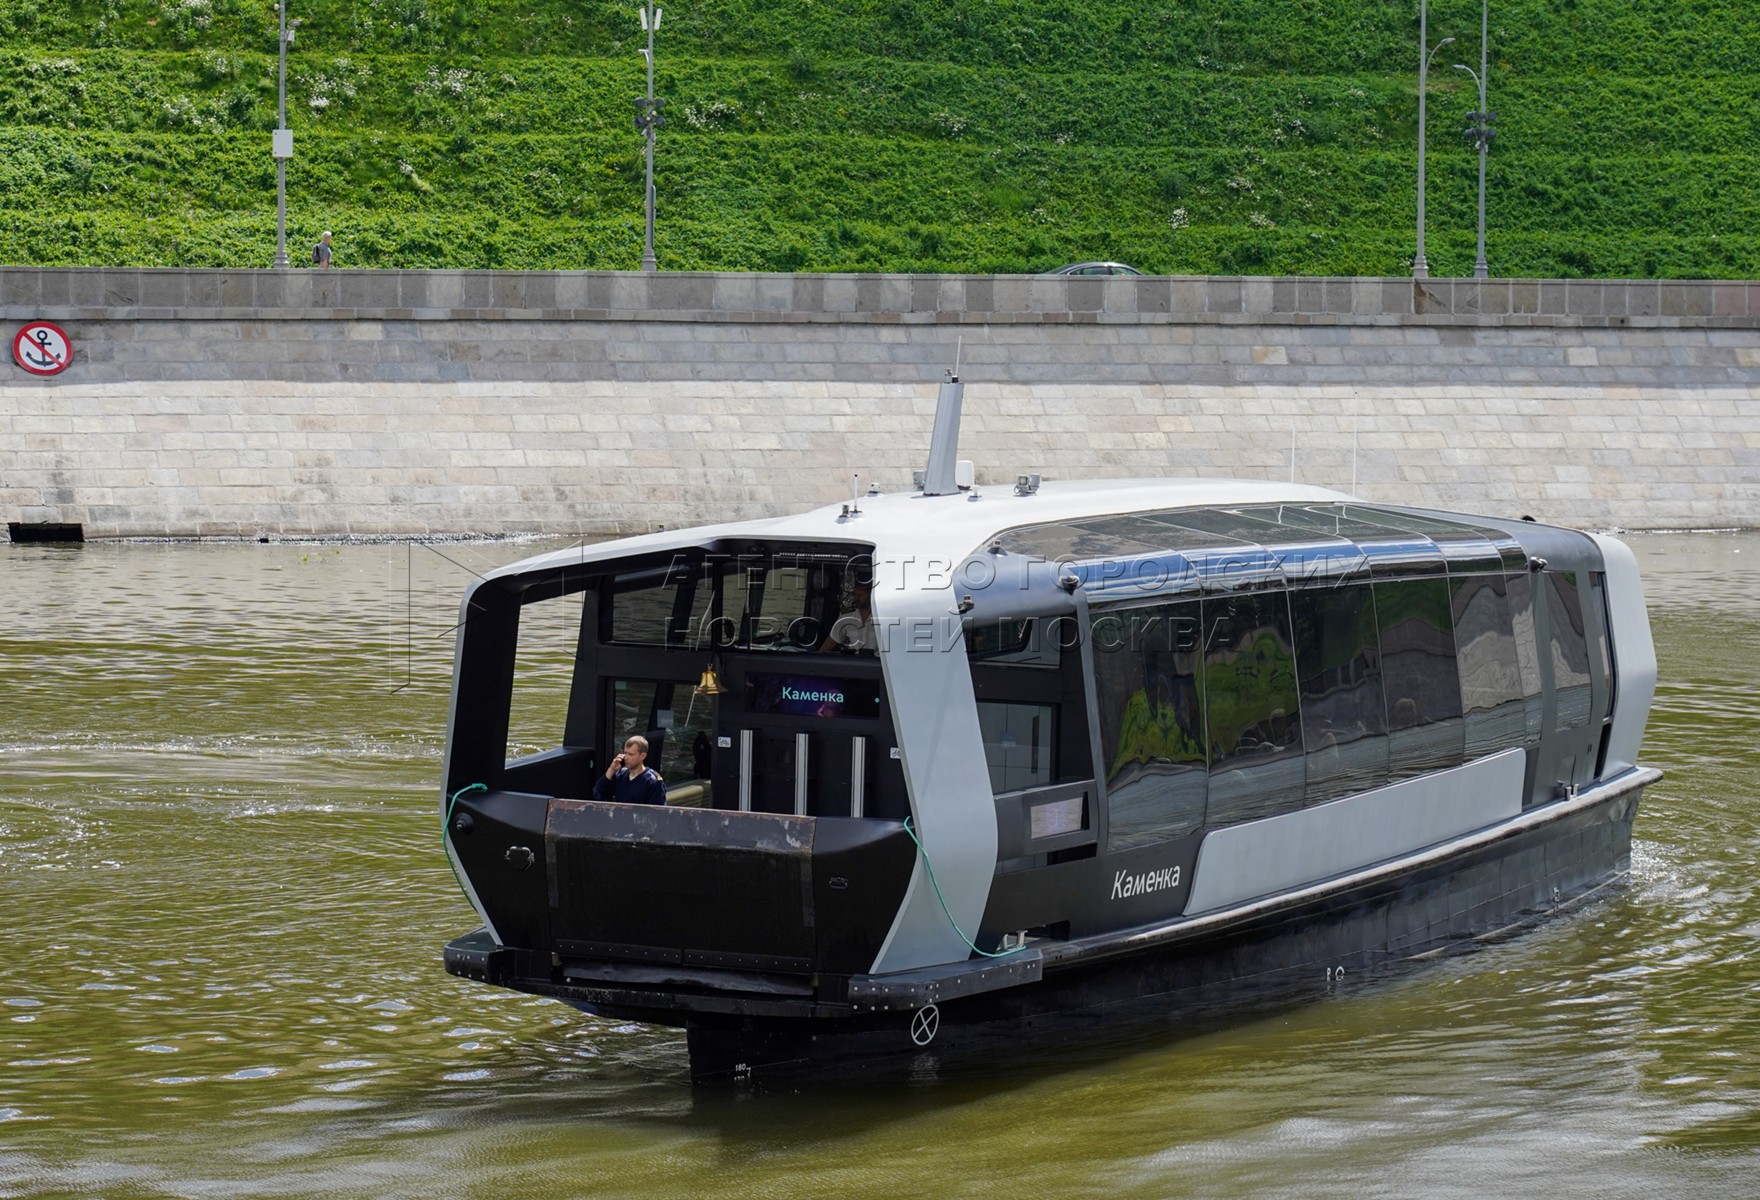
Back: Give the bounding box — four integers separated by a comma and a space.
593, 735, 666, 805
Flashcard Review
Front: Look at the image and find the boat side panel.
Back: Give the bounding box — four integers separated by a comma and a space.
1184, 746, 1526, 915
868, 584, 999, 974
677, 779, 1642, 1084
1589, 533, 1657, 778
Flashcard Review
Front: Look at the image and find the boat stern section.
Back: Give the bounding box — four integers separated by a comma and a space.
543, 801, 916, 975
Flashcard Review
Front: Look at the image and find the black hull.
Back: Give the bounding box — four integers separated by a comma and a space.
447, 775, 1648, 1086
665, 783, 1639, 1085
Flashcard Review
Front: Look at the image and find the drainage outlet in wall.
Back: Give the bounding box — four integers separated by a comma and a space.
7, 522, 85, 543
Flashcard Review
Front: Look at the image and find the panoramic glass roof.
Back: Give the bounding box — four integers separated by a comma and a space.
993, 503, 1524, 598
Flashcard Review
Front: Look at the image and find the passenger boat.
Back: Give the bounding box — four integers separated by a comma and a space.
440, 375, 1659, 1084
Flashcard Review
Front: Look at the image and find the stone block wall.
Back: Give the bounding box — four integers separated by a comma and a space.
2, 269, 1757, 537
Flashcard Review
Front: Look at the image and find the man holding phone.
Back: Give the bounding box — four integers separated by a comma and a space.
592, 735, 666, 805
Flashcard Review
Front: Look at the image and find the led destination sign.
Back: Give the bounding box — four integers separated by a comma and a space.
744, 673, 881, 720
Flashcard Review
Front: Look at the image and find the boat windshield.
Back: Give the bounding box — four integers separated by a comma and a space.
602, 550, 876, 655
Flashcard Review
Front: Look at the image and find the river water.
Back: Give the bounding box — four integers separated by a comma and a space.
1, 533, 1756, 1198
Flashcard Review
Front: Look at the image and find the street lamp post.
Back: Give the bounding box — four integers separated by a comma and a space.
272, 5, 300, 268
634, 4, 665, 272
1414, 1, 1455, 279
1455, 2, 1493, 280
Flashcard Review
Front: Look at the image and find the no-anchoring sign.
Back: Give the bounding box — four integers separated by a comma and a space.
13, 322, 73, 376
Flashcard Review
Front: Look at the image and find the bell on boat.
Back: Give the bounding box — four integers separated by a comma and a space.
685, 664, 722, 726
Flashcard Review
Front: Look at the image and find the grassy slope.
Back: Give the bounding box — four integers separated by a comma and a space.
0, 0, 1756, 275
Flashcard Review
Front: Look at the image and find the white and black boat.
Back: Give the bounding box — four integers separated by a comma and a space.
440, 376, 1659, 1084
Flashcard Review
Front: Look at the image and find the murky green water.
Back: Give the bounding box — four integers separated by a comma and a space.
1, 533, 1757, 1198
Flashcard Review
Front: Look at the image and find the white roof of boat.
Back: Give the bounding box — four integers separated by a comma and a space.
482, 477, 1358, 583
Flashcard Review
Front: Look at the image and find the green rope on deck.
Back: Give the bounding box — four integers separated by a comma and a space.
902, 816, 1027, 960
443, 782, 487, 897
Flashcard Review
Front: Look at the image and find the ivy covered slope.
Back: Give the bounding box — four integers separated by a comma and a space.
1, 0, 1758, 275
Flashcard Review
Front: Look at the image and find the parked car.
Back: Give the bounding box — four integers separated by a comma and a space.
1048, 261, 1144, 276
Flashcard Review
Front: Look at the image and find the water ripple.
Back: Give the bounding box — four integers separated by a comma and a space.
0, 535, 1755, 1199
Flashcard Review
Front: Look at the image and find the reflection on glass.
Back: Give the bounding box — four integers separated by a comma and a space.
1375, 577, 1465, 780
750, 566, 814, 646
1547, 571, 1593, 731
998, 521, 1168, 563
604, 555, 874, 655
1507, 571, 1545, 743
1091, 601, 1208, 849
1247, 504, 1431, 542
1204, 591, 1304, 824
966, 618, 1048, 665
1591, 572, 1616, 722
1292, 584, 1389, 804
1078, 515, 1228, 551
606, 565, 693, 646
1452, 574, 1527, 758
976, 702, 1056, 794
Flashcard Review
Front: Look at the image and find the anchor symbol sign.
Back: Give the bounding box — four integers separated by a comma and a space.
13, 322, 73, 376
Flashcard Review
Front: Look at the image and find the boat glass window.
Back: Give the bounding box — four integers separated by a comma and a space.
996, 521, 1171, 563
1267, 540, 1371, 589
1374, 577, 1466, 780
817, 567, 879, 656
601, 553, 863, 654
1143, 509, 1288, 548
1340, 507, 1509, 573
506, 592, 585, 762
966, 618, 1056, 666
1091, 514, 1249, 550
1203, 590, 1305, 825
976, 702, 1057, 794
1590, 571, 1615, 721
1291, 583, 1390, 804
1451, 574, 1528, 759
1506, 571, 1545, 743
605, 562, 709, 648
1253, 504, 1431, 542
736, 565, 812, 647
1546, 571, 1593, 730
768, 567, 812, 638
1090, 600, 1209, 849
605, 678, 717, 805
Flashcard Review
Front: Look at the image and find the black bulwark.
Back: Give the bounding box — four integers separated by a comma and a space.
543, 801, 915, 976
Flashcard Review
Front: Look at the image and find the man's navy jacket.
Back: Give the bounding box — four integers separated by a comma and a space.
592, 765, 666, 805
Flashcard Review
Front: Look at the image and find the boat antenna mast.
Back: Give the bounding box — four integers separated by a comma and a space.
920, 338, 965, 496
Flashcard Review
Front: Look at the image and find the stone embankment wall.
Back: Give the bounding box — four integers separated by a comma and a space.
2, 268, 1757, 538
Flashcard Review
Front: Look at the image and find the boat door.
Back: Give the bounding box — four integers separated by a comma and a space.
710, 659, 902, 818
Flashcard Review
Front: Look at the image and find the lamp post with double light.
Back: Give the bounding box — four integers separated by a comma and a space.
634, 3, 665, 272
1455, 0, 1493, 280
1414, 3, 1455, 279
1454, 61, 1493, 280
272, 4, 301, 268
